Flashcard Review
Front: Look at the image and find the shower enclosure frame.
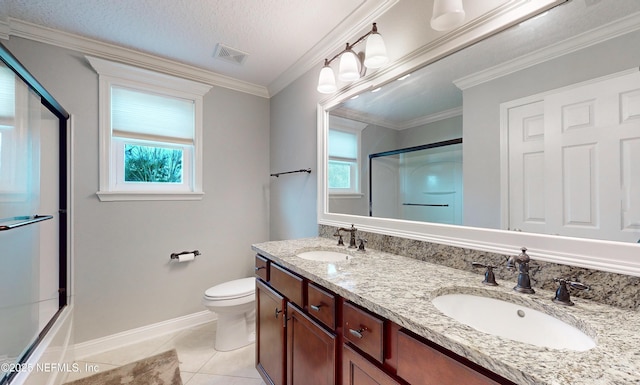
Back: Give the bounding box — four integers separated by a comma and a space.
0, 42, 69, 385
368, 138, 463, 219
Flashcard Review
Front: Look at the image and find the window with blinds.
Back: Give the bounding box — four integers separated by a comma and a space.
111, 86, 194, 186
328, 128, 360, 194
88, 56, 211, 201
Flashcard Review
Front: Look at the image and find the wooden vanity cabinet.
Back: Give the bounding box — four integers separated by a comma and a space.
343, 301, 385, 363
255, 254, 515, 385
255, 255, 269, 281
255, 255, 338, 385
287, 303, 337, 385
256, 279, 286, 385
396, 329, 514, 385
270, 263, 304, 306
308, 282, 337, 330
343, 344, 402, 385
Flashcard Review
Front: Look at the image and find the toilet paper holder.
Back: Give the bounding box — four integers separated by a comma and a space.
170, 250, 201, 260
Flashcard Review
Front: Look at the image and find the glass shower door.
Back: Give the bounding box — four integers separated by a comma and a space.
0, 59, 62, 383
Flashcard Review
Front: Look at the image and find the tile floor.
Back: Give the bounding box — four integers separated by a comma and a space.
65, 321, 266, 385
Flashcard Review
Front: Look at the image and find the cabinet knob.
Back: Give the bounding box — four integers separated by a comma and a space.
310, 304, 323, 312
255, 266, 265, 271
349, 327, 367, 339
275, 308, 282, 319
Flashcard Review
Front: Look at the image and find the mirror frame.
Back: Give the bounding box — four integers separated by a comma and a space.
317, 0, 640, 278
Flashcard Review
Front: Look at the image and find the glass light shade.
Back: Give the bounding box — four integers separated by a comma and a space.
317, 65, 337, 94
338, 50, 360, 82
363, 32, 388, 69
430, 0, 466, 31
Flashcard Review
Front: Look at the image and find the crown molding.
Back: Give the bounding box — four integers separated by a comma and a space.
333, 106, 462, 131
329, 115, 368, 132
267, 0, 399, 97
453, 11, 640, 90
0, 20, 9, 40
6, 18, 270, 98
398, 107, 463, 130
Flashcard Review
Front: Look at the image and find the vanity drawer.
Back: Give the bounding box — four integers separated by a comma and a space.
270, 263, 304, 306
254, 254, 269, 281
397, 329, 502, 385
343, 301, 385, 363
307, 282, 336, 330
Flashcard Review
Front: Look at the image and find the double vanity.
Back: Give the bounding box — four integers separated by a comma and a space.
252, 237, 640, 385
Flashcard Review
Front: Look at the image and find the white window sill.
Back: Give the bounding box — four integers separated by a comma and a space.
96, 191, 205, 202
328, 193, 364, 199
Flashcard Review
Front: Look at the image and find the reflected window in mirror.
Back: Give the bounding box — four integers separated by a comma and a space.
328, 128, 359, 193
327, 116, 367, 196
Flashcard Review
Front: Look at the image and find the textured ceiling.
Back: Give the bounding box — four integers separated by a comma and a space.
0, 0, 517, 96
0, 0, 372, 89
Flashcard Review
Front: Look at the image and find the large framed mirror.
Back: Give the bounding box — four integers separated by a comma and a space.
318, 0, 640, 277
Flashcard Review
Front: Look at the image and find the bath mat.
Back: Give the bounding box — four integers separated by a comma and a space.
64, 349, 182, 385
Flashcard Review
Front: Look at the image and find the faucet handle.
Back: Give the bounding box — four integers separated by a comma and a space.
553, 278, 589, 306
472, 262, 498, 286
357, 238, 367, 252
333, 229, 344, 246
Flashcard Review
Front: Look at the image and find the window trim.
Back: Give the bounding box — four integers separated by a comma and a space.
87, 56, 212, 202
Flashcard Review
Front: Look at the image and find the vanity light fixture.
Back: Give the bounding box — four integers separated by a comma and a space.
430, 0, 466, 31
317, 23, 388, 94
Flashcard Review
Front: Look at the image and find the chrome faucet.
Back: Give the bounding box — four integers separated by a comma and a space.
506, 247, 535, 294
338, 224, 358, 248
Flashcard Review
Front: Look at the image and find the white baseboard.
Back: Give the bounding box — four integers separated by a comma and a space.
73, 311, 217, 360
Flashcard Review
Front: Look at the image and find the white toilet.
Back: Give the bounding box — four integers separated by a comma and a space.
202, 277, 256, 351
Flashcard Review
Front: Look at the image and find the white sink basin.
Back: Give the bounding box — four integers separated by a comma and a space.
296, 250, 352, 262
432, 293, 596, 351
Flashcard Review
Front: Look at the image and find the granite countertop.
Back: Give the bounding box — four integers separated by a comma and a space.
252, 237, 640, 385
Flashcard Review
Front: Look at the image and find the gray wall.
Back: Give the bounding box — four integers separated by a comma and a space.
5, 36, 271, 343
269, 66, 320, 240
463, 30, 640, 229
398, 115, 462, 148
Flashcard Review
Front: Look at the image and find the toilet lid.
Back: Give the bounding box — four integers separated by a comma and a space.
204, 277, 255, 300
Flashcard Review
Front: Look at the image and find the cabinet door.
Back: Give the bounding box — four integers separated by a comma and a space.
343, 345, 401, 385
397, 330, 502, 385
287, 303, 336, 385
257, 279, 287, 385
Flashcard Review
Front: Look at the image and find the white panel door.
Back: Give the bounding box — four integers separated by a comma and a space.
507, 70, 640, 242
508, 101, 545, 233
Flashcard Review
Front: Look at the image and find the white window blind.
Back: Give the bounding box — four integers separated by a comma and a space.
111, 86, 195, 144
0, 66, 15, 122
329, 129, 357, 159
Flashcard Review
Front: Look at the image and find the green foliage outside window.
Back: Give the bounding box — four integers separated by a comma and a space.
124, 144, 183, 183
328, 160, 351, 189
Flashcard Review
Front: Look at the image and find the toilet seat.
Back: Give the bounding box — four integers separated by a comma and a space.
204, 277, 255, 300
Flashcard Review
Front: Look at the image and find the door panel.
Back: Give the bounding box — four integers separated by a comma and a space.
287, 303, 336, 385
257, 280, 286, 385
507, 70, 640, 242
